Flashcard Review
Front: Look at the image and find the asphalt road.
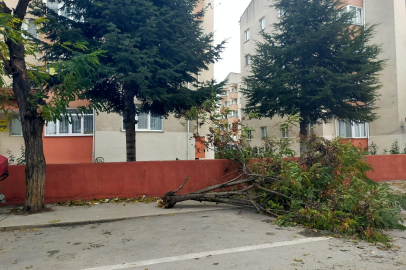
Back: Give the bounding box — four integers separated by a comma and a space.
0, 208, 405, 270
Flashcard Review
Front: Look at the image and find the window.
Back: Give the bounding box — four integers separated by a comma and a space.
279, 9, 285, 18
229, 99, 237, 105
245, 55, 251, 66
122, 113, 163, 131
45, 110, 94, 136
261, 127, 267, 138
244, 29, 250, 42
260, 17, 266, 30
47, 1, 59, 14
282, 127, 289, 138
229, 111, 238, 117
11, 116, 22, 136
22, 19, 38, 39
247, 130, 252, 140
338, 120, 367, 138
346, 5, 363, 25
47, 1, 68, 17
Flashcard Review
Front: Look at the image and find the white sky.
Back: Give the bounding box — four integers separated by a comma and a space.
213, 0, 252, 82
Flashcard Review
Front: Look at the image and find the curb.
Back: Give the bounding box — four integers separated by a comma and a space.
0, 206, 241, 231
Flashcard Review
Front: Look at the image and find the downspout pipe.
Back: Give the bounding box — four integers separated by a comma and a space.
364, 0, 369, 146
187, 120, 190, 160
92, 108, 96, 162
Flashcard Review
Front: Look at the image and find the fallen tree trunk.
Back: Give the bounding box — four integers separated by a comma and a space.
157, 174, 290, 217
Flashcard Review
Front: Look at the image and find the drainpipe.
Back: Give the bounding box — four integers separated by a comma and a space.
363, 0, 366, 28
187, 120, 190, 160
364, 0, 369, 146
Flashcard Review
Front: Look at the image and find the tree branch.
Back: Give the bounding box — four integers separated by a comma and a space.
14, 0, 32, 20
0, 1, 12, 14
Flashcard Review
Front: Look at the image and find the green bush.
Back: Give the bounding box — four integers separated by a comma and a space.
216, 132, 406, 246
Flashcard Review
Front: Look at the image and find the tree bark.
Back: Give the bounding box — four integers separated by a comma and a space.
299, 118, 309, 157
123, 87, 136, 162
4, 0, 47, 213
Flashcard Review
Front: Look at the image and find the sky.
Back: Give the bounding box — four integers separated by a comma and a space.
213, 0, 253, 82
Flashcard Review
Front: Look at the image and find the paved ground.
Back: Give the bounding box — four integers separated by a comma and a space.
0, 202, 234, 231
0, 207, 405, 270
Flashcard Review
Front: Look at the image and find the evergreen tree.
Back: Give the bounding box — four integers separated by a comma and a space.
32, 0, 224, 161
244, 0, 384, 152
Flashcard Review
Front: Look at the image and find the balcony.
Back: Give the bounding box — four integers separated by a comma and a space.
229, 104, 238, 111
221, 96, 228, 103
228, 116, 238, 123
228, 92, 238, 99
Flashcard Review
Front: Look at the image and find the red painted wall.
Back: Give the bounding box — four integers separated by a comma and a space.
2, 155, 405, 206
1, 160, 237, 205
365, 155, 406, 182
43, 136, 93, 164
340, 138, 369, 151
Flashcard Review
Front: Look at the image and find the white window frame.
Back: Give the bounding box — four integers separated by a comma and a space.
122, 113, 164, 132
22, 19, 38, 39
245, 54, 251, 66
45, 110, 94, 137
260, 17, 266, 30
282, 127, 289, 138
337, 120, 368, 138
229, 111, 238, 117
247, 130, 252, 140
10, 115, 23, 137
261, 127, 267, 138
229, 99, 237, 105
244, 29, 250, 42
346, 5, 363, 26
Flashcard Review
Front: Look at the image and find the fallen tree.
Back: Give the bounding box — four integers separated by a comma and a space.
158, 119, 406, 246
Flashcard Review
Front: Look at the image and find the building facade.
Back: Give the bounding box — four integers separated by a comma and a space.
94, 0, 215, 162
239, 0, 404, 152
0, 0, 216, 164
218, 72, 243, 128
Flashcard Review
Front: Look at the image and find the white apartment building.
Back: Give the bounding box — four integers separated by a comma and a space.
218, 73, 243, 128
0, 0, 216, 163
239, 0, 406, 152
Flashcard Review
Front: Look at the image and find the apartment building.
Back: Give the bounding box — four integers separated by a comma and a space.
239, 0, 405, 151
367, 0, 406, 151
218, 73, 243, 128
0, 0, 215, 163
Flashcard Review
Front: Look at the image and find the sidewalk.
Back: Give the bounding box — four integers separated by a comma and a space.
0, 201, 236, 231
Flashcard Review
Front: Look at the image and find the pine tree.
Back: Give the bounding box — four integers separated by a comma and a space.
32, 0, 224, 161
244, 0, 384, 152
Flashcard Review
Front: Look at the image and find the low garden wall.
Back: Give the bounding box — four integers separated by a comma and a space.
1, 155, 405, 205
1, 160, 237, 205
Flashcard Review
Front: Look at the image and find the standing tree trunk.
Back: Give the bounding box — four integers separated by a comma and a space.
123, 87, 136, 161
299, 118, 309, 157
3, 0, 47, 213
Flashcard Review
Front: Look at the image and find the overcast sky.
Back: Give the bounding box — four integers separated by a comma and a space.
213, 0, 252, 82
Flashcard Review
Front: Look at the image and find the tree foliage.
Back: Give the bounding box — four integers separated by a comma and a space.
0, 0, 102, 212
243, 0, 384, 136
31, 0, 225, 161
159, 113, 406, 246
